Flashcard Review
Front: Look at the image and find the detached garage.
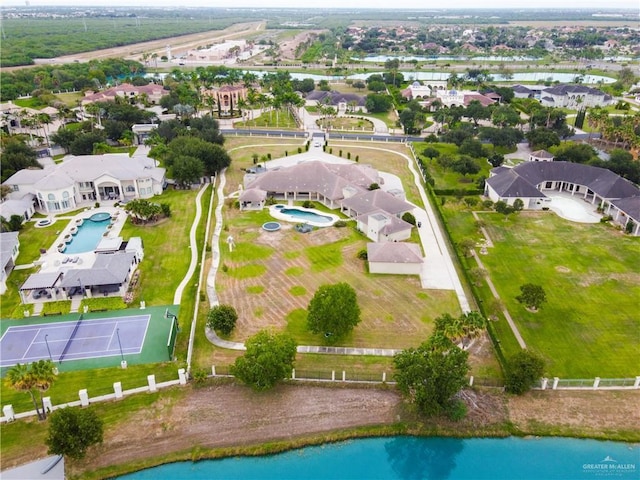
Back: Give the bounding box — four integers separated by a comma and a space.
367, 242, 423, 276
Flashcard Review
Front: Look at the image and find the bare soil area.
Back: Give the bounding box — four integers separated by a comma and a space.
508, 390, 640, 436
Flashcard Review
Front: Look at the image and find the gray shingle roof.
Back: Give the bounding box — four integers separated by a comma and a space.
513, 161, 639, 200
367, 242, 423, 264
486, 169, 545, 198
20, 272, 63, 290
610, 195, 640, 222
0, 231, 19, 268
342, 189, 413, 216
60, 252, 135, 287
246, 161, 378, 202
543, 84, 606, 96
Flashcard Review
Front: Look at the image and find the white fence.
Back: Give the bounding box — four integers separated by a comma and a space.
1, 368, 187, 424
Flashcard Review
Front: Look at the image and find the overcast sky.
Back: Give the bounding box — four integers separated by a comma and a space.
4, 0, 639, 10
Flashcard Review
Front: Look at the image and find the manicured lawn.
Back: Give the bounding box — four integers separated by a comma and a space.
119, 188, 201, 306
479, 212, 640, 378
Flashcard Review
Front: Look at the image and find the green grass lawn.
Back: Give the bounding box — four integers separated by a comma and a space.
119, 188, 200, 306
478, 212, 640, 378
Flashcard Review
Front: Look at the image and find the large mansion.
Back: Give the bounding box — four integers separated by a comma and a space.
485, 161, 640, 235
3, 151, 166, 215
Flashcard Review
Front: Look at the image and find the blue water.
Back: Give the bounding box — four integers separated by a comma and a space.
64, 218, 110, 254
279, 207, 332, 224
118, 436, 639, 480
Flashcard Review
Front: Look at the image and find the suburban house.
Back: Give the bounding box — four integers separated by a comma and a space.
3, 151, 166, 214
485, 161, 640, 235
435, 89, 496, 107
540, 84, 613, 108
528, 150, 555, 162
81, 83, 169, 106
305, 91, 366, 112
0, 231, 19, 295
512, 85, 535, 99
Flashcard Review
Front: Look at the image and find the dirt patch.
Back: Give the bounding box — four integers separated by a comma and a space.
508, 390, 640, 435
278, 30, 325, 60
555, 266, 571, 273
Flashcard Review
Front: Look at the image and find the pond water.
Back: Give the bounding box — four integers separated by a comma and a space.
147, 70, 616, 84
117, 436, 638, 480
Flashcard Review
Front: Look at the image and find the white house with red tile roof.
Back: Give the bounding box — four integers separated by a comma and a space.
81, 83, 169, 105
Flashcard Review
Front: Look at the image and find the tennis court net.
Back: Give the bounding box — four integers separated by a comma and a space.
59, 314, 83, 362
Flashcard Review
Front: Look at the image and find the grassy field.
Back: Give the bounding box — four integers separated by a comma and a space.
452, 207, 640, 378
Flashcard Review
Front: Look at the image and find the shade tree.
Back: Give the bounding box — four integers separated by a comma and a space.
231, 330, 297, 391
307, 282, 361, 343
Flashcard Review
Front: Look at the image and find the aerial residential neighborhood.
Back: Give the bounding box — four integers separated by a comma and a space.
0, 4, 638, 479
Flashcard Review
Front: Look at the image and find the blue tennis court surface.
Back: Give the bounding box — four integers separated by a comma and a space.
0, 315, 150, 367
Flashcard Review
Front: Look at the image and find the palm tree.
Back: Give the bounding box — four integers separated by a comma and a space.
4, 363, 43, 420
30, 359, 56, 417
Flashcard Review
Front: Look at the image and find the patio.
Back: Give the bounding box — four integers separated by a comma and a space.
546, 193, 602, 224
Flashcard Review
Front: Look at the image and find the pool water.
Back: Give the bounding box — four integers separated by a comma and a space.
117, 436, 639, 480
279, 207, 332, 224
64, 218, 110, 254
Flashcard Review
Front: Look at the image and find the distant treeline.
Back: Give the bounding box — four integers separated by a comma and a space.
0, 13, 248, 67
0, 59, 145, 101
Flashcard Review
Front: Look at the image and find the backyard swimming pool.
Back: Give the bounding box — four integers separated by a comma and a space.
62, 216, 111, 254
270, 205, 339, 227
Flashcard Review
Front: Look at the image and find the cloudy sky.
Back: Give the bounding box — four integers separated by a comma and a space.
5, 0, 639, 9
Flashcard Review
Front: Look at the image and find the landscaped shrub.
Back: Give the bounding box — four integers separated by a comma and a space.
463, 197, 479, 207
302, 200, 315, 208
355, 155, 359, 162
221, 264, 229, 273
347, 152, 351, 159
297, 147, 302, 154
357, 249, 368, 260
334, 220, 347, 228
207, 304, 238, 336
402, 212, 416, 225
368, 183, 380, 190
482, 199, 494, 210
625, 220, 635, 234
600, 215, 613, 223
339, 150, 343, 157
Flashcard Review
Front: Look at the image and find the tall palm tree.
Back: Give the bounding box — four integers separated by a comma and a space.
30, 359, 56, 417
4, 363, 44, 420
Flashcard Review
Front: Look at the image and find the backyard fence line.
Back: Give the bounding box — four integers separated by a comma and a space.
535, 376, 640, 391
209, 365, 503, 388
0, 368, 187, 424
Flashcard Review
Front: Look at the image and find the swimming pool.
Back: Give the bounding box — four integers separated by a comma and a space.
63, 216, 111, 254
270, 205, 339, 227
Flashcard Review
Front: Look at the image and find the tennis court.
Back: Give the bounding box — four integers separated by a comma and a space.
0, 314, 151, 367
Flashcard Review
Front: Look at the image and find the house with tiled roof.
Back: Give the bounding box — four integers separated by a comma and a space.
3, 150, 165, 214
81, 83, 168, 105
485, 161, 640, 235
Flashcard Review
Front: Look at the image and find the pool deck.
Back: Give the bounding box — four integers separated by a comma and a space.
268, 204, 340, 227
38, 207, 127, 274
547, 193, 602, 224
